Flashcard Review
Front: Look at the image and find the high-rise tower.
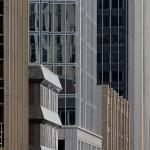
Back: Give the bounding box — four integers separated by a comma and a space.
97, 0, 128, 98
2, 0, 29, 149
29, 0, 102, 149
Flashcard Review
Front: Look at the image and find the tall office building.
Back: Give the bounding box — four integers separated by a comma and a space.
29, 0, 102, 150
128, 0, 150, 150
97, 0, 128, 98
1, 0, 29, 149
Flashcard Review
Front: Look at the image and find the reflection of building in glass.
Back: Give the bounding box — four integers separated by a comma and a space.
97, 0, 128, 98
29, 0, 102, 150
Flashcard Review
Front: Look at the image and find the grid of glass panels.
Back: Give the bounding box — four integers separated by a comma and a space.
0, 0, 4, 147
29, 0, 76, 125
97, 0, 128, 98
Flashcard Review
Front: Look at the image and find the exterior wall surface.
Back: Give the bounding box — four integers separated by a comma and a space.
128, 0, 150, 150
101, 85, 130, 150
4, 0, 28, 150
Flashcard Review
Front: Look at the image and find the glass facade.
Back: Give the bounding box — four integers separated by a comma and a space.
29, 0, 99, 136
0, 0, 4, 148
97, 0, 128, 98
29, 0, 76, 126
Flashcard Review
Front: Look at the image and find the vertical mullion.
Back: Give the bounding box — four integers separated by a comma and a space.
110, 0, 112, 86
65, 0, 67, 126
102, 0, 103, 84
125, 0, 128, 98
118, 0, 120, 93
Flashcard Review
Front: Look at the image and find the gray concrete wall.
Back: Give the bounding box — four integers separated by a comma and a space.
128, 0, 150, 150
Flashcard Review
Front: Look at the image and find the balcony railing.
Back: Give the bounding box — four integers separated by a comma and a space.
0, 122, 3, 149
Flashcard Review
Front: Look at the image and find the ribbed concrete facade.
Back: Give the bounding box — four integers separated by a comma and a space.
4, 0, 28, 150
100, 85, 130, 150
128, 0, 150, 150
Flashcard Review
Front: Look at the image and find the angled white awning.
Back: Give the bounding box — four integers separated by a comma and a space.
29, 65, 62, 91
41, 106, 62, 127
41, 145, 54, 150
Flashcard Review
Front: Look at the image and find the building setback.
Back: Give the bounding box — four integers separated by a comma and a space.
29, 65, 62, 150
29, 0, 102, 149
97, 0, 128, 98
3, 0, 29, 149
99, 85, 130, 150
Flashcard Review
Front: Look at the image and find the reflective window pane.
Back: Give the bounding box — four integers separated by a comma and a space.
66, 35, 76, 63
66, 66, 75, 94
54, 4, 65, 32
42, 3, 53, 32
66, 4, 75, 32
29, 34, 39, 63
29, 3, 39, 31
54, 35, 65, 63
42, 35, 53, 63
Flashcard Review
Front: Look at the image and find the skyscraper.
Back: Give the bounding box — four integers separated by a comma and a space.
29, 0, 102, 149
128, 0, 150, 150
97, 0, 128, 98
2, 0, 29, 149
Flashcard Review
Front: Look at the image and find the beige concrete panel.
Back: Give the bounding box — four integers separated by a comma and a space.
4, 0, 28, 150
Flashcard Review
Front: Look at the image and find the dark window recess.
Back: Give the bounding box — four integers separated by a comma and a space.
97, 0, 102, 9
0, 36, 3, 43
119, 16, 124, 26
103, 71, 109, 83
103, 0, 109, 9
103, 35, 110, 45
58, 140, 65, 150
97, 15, 102, 26
103, 52, 109, 63
0, 106, 3, 121
112, 0, 118, 9
0, 89, 3, 102
112, 16, 118, 27
97, 35, 102, 45
112, 34, 118, 45
97, 52, 102, 63
97, 71, 102, 83
103, 16, 109, 27
0, 80, 4, 87
119, 71, 123, 81
112, 71, 118, 82
119, 89, 125, 97
119, 0, 124, 9
0, 45, 3, 58
0, 1, 3, 14
0, 60, 3, 78
111, 53, 118, 63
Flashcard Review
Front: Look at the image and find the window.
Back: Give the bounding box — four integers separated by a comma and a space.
58, 97, 75, 125
103, 0, 109, 9
98, 0, 102, 9
103, 71, 109, 83
58, 140, 65, 150
0, 89, 4, 103
0, 60, 3, 78
29, 34, 39, 63
103, 16, 109, 27
103, 52, 109, 63
29, 3, 39, 31
112, 16, 118, 27
111, 34, 118, 45
112, 71, 118, 82
103, 34, 110, 45
0, 45, 3, 58
112, 0, 118, 9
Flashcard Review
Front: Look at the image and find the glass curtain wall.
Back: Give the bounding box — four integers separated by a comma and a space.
97, 0, 128, 98
29, 0, 76, 125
